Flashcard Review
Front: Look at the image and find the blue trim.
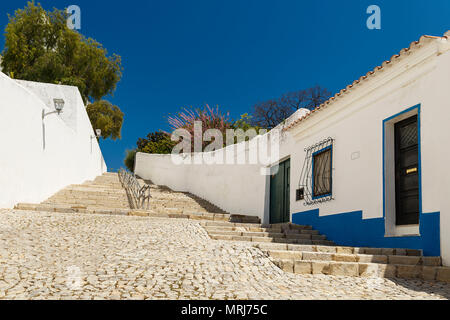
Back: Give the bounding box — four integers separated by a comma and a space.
292, 209, 440, 256
292, 103, 440, 257
311, 145, 333, 200
382, 104, 421, 223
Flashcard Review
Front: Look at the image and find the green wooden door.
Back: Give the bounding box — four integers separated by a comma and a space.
270, 159, 290, 224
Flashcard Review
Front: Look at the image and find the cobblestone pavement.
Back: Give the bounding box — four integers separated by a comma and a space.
0, 210, 449, 300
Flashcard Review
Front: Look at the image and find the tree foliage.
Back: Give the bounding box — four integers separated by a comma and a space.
251, 85, 332, 129
1, 1, 124, 139
167, 104, 233, 151
124, 149, 136, 172
137, 131, 177, 155
86, 100, 123, 140
231, 113, 261, 132
135, 106, 262, 156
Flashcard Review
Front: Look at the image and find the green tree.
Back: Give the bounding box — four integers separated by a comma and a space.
86, 101, 124, 140
124, 149, 136, 172
134, 107, 263, 158
136, 131, 176, 154
232, 113, 261, 132
1, 1, 123, 139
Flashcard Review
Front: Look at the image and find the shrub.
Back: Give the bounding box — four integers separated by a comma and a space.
124, 149, 136, 172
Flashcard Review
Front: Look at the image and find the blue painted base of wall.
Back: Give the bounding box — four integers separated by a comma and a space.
292, 210, 440, 256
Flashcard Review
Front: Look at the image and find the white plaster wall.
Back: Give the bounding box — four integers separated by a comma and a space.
288, 40, 449, 219
135, 37, 450, 262
287, 39, 450, 264
0, 72, 107, 208
432, 48, 450, 266
135, 108, 309, 220
135, 144, 268, 220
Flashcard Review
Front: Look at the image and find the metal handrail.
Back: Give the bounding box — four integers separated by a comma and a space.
118, 169, 151, 210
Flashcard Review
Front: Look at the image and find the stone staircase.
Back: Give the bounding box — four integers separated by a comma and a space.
13, 172, 450, 283
203, 221, 450, 282
13, 172, 245, 222
16, 172, 131, 215
204, 221, 333, 246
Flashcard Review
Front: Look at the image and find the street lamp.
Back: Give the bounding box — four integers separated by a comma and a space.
91, 129, 102, 140
42, 98, 65, 119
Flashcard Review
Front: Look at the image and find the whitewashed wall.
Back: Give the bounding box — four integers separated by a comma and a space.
0, 72, 107, 208
135, 35, 450, 263
135, 109, 308, 221
287, 38, 450, 264
136, 152, 266, 217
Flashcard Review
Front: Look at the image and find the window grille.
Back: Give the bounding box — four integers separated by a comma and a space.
298, 137, 334, 205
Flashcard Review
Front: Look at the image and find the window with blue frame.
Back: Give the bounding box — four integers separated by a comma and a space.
312, 146, 332, 199
298, 137, 334, 205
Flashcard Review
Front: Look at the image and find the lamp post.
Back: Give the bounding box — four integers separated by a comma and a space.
91, 129, 102, 140
42, 98, 65, 119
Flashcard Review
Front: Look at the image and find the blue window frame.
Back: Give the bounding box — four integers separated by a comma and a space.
312, 145, 333, 199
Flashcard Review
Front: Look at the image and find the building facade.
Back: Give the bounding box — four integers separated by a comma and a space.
135, 31, 450, 265
0, 72, 107, 208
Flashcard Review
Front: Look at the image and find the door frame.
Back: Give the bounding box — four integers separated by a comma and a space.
268, 157, 291, 225
394, 115, 420, 226
383, 104, 422, 237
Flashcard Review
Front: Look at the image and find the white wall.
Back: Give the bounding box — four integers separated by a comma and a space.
0, 72, 107, 208
135, 142, 269, 220
286, 37, 450, 263
135, 108, 309, 220
288, 39, 447, 217
135, 35, 450, 262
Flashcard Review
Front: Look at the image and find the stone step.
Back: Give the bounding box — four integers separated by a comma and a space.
102, 172, 118, 176
153, 205, 217, 212
204, 226, 320, 235
199, 221, 263, 228
45, 198, 129, 203
48, 198, 127, 202
153, 207, 221, 216
15, 203, 231, 222
229, 214, 261, 224
209, 233, 334, 246
273, 259, 450, 282
207, 230, 326, 241
252, 242, 423, 256
51, 189, 127, 194
45, 197, 127, 201
267, 250, 441, 266
48, 193, 127, 198
62, 190, 125, 195
15, 203, 130, 215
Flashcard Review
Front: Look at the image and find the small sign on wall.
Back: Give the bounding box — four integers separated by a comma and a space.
296, 188, 304, 201
351, 151, 360, 160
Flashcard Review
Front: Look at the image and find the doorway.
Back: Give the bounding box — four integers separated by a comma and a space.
270, 158, 290, 224
394, 115, 420, 226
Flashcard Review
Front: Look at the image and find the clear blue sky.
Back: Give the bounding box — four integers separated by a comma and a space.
1, 1, 449, 171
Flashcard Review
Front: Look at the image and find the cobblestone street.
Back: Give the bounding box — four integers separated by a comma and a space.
0, 210, 449, 300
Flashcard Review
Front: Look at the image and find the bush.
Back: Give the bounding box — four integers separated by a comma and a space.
124, 149, 136, 172
86, 100, 124, 141
137, 131, 176, 154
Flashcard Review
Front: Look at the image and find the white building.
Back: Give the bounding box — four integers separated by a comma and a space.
135, 31, 450, 265
0, 72, 106, 208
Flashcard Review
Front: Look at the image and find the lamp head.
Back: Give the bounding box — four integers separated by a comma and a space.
53, 99, 65, 114
95, 129, 102, 138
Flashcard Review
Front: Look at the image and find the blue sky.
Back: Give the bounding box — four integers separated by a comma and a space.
1, 1, 450, 171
